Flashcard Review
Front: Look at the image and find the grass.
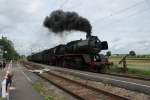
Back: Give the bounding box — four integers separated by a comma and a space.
128, 68, 150, 76
32, 81, 67, 100
108, 64, 150, 77
32, 82, 53, 100
108, 57, 150, 77
0, 97, 7, 100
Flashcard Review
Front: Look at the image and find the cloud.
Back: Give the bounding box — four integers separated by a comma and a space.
0, 0, 150, 55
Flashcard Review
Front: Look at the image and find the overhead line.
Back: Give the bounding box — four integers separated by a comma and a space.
94, 5, 150, 30
59, 0, 70, 9
92, 0, 148, 24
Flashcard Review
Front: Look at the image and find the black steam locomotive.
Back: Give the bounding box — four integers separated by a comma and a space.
28, 35, 112, 72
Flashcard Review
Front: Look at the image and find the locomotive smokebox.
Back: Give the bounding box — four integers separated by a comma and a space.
101, 41, 108, 50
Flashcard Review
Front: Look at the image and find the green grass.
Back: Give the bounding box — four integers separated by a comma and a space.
110, 56, 150, 61
108, 64, 150, 77
0, 97, 7, 100
32, 82, 53, 100
127, 64, 150, 71
109, 57, 150, 76
32, 81, 67, 100
108, 56, 150, 76
127, 68, 150, 76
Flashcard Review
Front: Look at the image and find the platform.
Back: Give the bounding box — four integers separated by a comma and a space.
1, 63, 44, 100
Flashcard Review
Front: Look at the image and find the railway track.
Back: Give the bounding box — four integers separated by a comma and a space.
22, 62, 129, 100
23, 61, 150, 81
22, 61, 150, 81
37, 71, 128, 100
21, 61, 150, 95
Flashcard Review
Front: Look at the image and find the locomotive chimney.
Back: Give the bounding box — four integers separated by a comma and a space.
86, 32, 91, 39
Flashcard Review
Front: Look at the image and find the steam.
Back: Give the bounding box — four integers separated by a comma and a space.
43, 10, 92, 38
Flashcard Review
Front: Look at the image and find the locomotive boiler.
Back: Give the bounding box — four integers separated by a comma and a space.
28, 35, 112, 72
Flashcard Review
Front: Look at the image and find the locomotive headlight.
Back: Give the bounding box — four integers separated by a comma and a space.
95, 40, 101, 47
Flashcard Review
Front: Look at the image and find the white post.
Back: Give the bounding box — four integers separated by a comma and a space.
1, 79, 7, 98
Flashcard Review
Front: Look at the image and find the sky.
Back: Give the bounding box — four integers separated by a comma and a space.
0, 0, 150, 55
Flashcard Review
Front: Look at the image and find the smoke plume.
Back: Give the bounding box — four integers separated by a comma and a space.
43, 10, 92, 37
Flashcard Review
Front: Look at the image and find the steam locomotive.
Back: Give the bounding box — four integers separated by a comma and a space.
28, 35, 112, 72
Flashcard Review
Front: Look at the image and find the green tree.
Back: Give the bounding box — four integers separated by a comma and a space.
0, 36, 19, 60
129, 50, 136, 56
106, 51, 111, 57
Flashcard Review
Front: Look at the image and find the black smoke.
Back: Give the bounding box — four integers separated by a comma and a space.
43, 10, 92, 38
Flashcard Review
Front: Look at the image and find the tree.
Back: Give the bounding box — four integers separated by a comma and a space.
106, 51, 111, 57
0, 36, 19, 60
129, 50, 136, 56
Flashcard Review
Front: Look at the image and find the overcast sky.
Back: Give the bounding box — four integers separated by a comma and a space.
0, 0, 150, 55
